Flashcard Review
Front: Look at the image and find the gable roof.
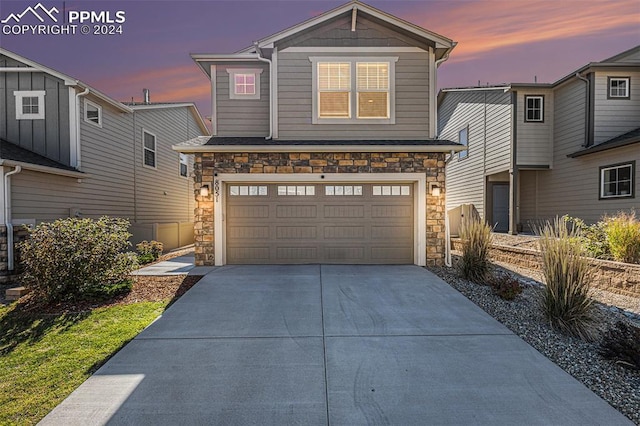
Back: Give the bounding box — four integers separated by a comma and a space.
235, 0, 455, 59
0, 47, 132, 113
127, 103, 210, 135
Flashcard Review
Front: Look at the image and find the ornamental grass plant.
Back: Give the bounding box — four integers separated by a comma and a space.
458, 218, 492, 283
537, 217, 595, 341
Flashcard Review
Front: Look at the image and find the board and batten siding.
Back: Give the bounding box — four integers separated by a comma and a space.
133, 107, 199, 224
592, 70, 640, 144
515, 90, 553, 167
0, 55, 71, 166
215, 62, 269, 137
439, 89, 512, 220
277, 50, 430, 140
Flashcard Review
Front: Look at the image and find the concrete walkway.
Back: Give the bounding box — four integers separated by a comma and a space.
131, 255, 215, 276
40, 265, 632, 425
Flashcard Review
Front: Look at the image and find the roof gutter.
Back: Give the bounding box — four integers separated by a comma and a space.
173, 144, 465, 154
254, 43, 273, 140
4, 165, 21, 271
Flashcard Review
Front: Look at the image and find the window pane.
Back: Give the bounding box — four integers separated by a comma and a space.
325, 186, 334, 196
144, 149, 155, 167
335, 186, 344, 196
391, 186, 400, 196
306, 186, 315, 196
144, 133, 155, 150
401, 186, 410, 196
230, 186, 239, 196
318, 63, 350, 90
249, 186, 259, 196
319, 92, 350, 118
358, 92, 388, 118
278, 186, 287, 196
239, 186, 249, 196
344, 186, 353, 196
382, 186, 391, 196
357, 63, 388, 90
287, 186, 296, 195
618, 166, 631, 180
180, 163, 188, 177
354, 186, 363, 196
259, 186, 268, 196
372, 186, 381, 196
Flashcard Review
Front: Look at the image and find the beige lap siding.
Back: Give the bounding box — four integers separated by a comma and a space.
193, 152, 446, 266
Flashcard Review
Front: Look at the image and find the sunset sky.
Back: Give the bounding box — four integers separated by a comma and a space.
1, 0, 639, 120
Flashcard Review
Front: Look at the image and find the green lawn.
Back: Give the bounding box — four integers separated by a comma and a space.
0, 301, 167, 425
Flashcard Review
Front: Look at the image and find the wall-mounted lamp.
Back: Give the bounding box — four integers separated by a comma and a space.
429, 182, 441, 197
200, 185, 210, 197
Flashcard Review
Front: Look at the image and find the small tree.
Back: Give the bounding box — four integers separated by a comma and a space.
19, 217, 137, 302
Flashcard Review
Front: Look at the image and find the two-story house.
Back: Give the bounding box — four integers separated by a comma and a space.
439, 45, 640, 234
174, 0, 461, 267
0, 48, 209, 282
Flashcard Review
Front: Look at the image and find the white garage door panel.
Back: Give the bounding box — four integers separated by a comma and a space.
226, 183, 414, 264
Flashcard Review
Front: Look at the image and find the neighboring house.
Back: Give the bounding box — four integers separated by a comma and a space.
0, 48, 209, 281
439, 45, 640, 234
175, 0, 461, 267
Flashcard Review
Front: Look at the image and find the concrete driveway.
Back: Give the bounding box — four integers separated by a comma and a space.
41, 265, 631, 425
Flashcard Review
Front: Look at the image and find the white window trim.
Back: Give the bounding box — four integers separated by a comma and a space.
83, 99, 102, 128
524, 95, 544, 122
600, 163, 634, 199
14, 90, 45, 120
608, 77, 630, 99
179, 153, 189, 178
213, 173, 426, 266
310, 56, 397, 125
142, 129, 157, 169
226, 68, 264, 100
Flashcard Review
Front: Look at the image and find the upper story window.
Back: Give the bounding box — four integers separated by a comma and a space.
608, 77, 630, 99
227, 68, 263, 100
84, 99, 102, 127
14, 90, 45, 120
525, 95, 544, 122
143, 130, 156, 168
458, 126, 469, 159
311, 56, 397, 125
600, 162, 634, 199
179, 154, 188, 177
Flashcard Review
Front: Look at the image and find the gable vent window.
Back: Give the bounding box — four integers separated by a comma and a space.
608, 77, 630, 99
525, 95, 544, 122
84, 99, 102, 127
311, 56, 397, 124
14, 90, 45, 120
143, 130, 156, 168
227, 68, 263, 100
600, 162, 634, 199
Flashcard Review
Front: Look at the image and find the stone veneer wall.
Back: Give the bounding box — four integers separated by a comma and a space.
451, 238, 640, 297
193, 152, 447, 267
0, 225, 29, 284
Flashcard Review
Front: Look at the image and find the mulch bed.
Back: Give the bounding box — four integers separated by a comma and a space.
13, 275, 202, 315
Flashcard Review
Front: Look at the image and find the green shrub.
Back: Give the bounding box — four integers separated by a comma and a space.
458, 219, 492, 283
136, 240, 164, 264
600, 321, 640, 370
537, 217, 595, 341
487, 273, 523, 301
564, 215, 610, 259
604, 211, 640, 263
19, 217, 137, 302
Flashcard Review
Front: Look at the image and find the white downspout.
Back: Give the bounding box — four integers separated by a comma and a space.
75, 88, 90, 169
433, 48, 453, 140
254, 43, 273, 140
444, 150, 455, 267
4, 166, 22, 271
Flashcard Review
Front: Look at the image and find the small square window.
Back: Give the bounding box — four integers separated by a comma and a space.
608, 77, 630, 99
84, 99, 102, 127
600, 162, 634, 199
525, 95, 544, 122
14, 90, 45, 120
227, 68, 263, 100
458, 127, 469, 159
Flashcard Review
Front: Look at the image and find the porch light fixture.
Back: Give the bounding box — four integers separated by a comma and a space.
200, 185, 210, 197
429, 182, 441, 197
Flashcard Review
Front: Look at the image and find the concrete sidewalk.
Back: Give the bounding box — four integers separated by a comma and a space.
131, 255, 215, 276
40, 265, 632, 425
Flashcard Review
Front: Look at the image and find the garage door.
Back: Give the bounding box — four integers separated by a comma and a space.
225, 183, 414, 264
